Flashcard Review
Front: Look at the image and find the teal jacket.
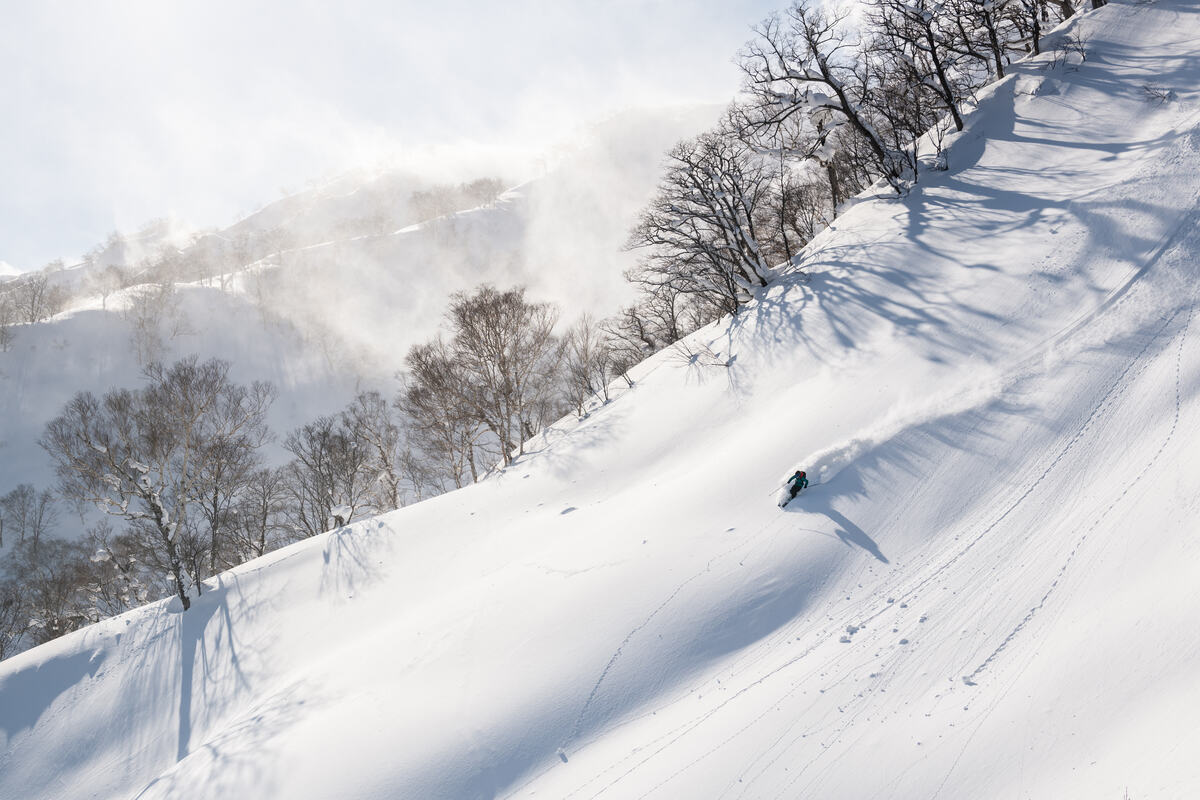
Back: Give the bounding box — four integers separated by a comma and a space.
788, 472, 809, 490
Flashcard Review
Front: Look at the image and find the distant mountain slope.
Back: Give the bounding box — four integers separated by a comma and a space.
243, 105, 724, 364
0, 105, 719, 526
2, 4, 1198, 799
0, 284, 361, 496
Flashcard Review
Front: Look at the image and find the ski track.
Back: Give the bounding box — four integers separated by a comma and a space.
962, 296, 1195, 686
788, 300, 1200, 798
532, 15, 1200, 797
560, 513, 787, 746
550, 210, 1198, 799
565, 306, 1171, 799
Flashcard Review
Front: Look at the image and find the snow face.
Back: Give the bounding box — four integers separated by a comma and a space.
3, 3, 1200, 799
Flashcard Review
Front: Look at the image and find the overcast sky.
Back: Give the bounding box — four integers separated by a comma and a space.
1, 0, 783, 271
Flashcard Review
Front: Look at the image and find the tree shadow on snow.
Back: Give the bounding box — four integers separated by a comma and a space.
319, 517, 396, 600
732, 34, 1200, 379
98, 569, 286, 798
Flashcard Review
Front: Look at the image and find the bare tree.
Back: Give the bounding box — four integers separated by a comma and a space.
627, 131, 777, 316
81, 521, 154, 620
1005, 0, 1077, 56
40, 357, 276, 610
88, 264, 128, 310
869, 0, 976, 133
0, 294, 15, 352
603, 307, 658, 387
445, 285, 564, 466
778, 173, 832, 248
397, 444, 443, 501
0, 581, 28, 660
342, 391, 407, 512
4, 537, 91, 647
397, 285, 565, 480
192, 383, 276, 576
221, 231, 256, 291
228, 467, 291, 561
563, 314, 616, 416
410, 177, 506, 222
460, 177, 507, 207
282, 414, 373, 538
741, 2, 908, 191
399, 339, 484, 489
601, 295, 713, 386
123, 279, 187, 365
14, 271, 65, 324
948, 0, 1014, 79
0, 484, 58, 549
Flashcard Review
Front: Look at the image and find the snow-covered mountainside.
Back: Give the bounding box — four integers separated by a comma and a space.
228, 105, 722, 362
0, 285, 363, 494
2, 3, 1199, 798
0, 105, 717, 512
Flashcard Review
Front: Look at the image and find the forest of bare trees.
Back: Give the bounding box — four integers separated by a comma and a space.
622, 0, 1085, 345
0, 280, 636, 660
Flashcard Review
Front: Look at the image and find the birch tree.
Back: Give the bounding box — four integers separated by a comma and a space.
446, 285, 563, 466
627, 131, 777, 315
40, 357, 275, 610
741, 2, 909, 191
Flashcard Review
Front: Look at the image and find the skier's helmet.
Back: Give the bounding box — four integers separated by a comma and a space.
799, 471, 806, 478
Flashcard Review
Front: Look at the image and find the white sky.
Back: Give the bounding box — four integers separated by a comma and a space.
1, 0, 782, 270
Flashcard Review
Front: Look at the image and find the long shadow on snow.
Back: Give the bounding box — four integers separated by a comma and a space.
778, 388, 1041, 565
319, 517, 396, 600
137, 525, 381, 797
133, 678, 314, 800
780, 456, 890, 564
739, 241, 1010, 372
109, 570, 285, 798
740, 104, 1193, 376
500, 397, 624, 483
0, 569, 276, 796
172, 576, 255, 760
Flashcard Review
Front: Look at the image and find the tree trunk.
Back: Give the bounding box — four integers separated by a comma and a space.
165, 533, 190, 611
926, 29, 965, 132
825, 163, 842, 218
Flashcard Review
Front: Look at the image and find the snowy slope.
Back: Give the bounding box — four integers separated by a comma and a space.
0, 105, 716, 524
3, 3, 1200, 799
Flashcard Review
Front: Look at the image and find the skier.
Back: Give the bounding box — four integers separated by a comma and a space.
785, 470, 808, 503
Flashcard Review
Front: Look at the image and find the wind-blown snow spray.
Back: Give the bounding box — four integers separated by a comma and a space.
777, 367, 1012, 503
